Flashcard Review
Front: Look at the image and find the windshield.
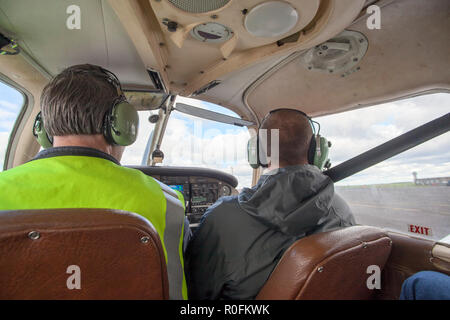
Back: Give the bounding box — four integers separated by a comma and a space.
161, 96, 251, 189
317, 92, 450, 241
121, 96, 252, 189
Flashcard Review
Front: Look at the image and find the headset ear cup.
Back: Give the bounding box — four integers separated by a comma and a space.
102, 109, 114, 145
104, 101, 139, 146
314, 136, 330, 170
247, 135, 260, 169
33, 112, 53, 149
308, 135, 316, 165
258, 129, 270, 168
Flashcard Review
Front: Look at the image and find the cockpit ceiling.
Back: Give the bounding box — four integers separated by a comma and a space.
0, 0, 448, 122
0, 1, 365, 104
146, 0, 322, 83
243, 0, 450, 119
0, 0, 154, 89
198, 0, 450, 121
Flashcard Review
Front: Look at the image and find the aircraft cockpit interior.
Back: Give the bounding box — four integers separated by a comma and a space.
0, 0, 449, 306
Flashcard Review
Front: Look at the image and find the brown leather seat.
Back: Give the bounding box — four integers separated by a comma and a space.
256, 226, 392, 300
0, 209, 169, 299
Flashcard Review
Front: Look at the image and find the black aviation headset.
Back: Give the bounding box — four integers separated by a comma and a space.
33, 66, 139, 149
247, 108, 331, 170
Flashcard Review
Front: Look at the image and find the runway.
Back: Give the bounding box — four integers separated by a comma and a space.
335, 186, 450, 241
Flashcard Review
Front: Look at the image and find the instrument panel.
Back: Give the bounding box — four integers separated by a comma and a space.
128, 166, 238, 227
160, 176, 234, 225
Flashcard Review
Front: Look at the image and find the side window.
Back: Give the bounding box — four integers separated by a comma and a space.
318, 93, 450, 241
0, 80, 25, 171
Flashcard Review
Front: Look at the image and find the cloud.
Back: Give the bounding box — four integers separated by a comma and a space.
0, 109, 17, 119
0, 100, 21, 112
160, 112, 252, 188
120, 108, 253, 188
161, 116, 249, 164
122, 96, 255, 187
320, 93, 450, 185
0, 107, 20, 132
0, 132, 10, 170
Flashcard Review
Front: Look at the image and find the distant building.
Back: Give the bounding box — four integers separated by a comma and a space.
412, 172, 450, 186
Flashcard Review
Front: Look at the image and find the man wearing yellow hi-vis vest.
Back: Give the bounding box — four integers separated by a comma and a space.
0, 64, 188, 299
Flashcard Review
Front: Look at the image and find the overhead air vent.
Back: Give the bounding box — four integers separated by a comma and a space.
167, 0, 231, 13
299, 30, 368, 77
147, 68, 167, 93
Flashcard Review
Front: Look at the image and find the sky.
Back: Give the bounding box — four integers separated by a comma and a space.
121, 96, 253, 188
1, 79, 449, 189
317, 93, 450, 186
0, 82, 24, 169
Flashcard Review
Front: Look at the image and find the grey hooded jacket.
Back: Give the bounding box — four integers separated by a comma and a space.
185, 165, 356, 300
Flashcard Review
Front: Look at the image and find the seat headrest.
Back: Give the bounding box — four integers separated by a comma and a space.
0, 208, 169, 299
256, 226, 392, 300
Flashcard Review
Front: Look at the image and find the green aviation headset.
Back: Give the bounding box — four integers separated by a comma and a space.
247, 108, 331, 170
33, 66, 139, 149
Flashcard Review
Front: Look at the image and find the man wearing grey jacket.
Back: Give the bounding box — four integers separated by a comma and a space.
185, 109, 355, 300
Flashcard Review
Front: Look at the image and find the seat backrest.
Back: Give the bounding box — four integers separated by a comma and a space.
256, 226, 392, 300
0, 208, 169, 299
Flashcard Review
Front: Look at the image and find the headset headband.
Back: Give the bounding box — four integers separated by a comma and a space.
62, 65, 128, 122
98, 66, 125, 97
260, 108, 319, 135
34, 65, 139, 148
61, 65, 125, 99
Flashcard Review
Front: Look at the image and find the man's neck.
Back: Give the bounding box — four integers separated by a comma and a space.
53, 135, 113, 158
263, 161, 308, 174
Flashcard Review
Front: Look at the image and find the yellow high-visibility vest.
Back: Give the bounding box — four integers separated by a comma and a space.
0, 149, 187, 299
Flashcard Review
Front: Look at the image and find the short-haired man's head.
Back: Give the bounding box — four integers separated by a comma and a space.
260, 109, 313, 167
40, 64, 120, 137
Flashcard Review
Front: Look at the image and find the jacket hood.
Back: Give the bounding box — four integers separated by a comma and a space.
238, 165, 335, 236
